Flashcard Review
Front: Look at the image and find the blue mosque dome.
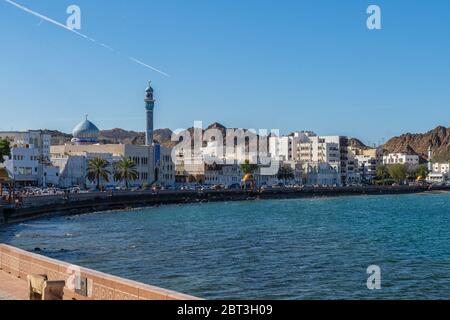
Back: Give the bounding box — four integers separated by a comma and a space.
71, 116, 100, 144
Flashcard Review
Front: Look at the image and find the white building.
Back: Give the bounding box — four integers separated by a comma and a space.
155, 145, 175, 187
269, 136, 292, 162
50, 117, 155, 189
302, 162, 340, 186
269, 131, 316, 162
51, 144, 155, 189
269, 133, 359, 185
0, 131, 59, 186
299, 136, 340, 167
427, 162, 450, 184
203, 162, 279, 188
282, 160, 304, 184
0, 131, 51, 160
432, 162, 450, 174
50, 155, 86, 188
383, 153, 419, 167
255, 169, 278, 187
427, 173, 449, 184
355, 155, 377, 182
204, 164, 243, 186
5, 146, 39, 183
43, 165, 60, 187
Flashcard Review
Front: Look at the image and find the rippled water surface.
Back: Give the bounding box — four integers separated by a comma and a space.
2, 192, 450, 299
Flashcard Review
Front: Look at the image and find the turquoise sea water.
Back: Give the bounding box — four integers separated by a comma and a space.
1, 192, 450, 299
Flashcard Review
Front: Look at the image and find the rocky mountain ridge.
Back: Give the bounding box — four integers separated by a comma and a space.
41, 124, 450, 162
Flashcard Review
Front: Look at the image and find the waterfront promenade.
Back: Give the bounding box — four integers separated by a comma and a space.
1, 185, 449, 225
0, 270, 28, 300
0, 244, 199, 300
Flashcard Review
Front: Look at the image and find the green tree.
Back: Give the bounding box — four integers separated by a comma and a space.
0, 138, 11, 163
114, 157, 139, 189
87, 157, 111, 190
388, 164, 407, 184
415, 164, 429, 179
375, 164, 390, 185
405, 165, 417, 180
277, 165, 295, 184
240, 160, 259, 175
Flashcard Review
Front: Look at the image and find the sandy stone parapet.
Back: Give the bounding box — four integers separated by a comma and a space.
0, 244, 201, 300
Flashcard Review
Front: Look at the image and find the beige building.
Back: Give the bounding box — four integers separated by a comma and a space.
155, 145, 175, 187
51, 144, 155, 188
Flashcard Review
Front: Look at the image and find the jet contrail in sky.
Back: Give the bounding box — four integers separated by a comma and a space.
4, 0, 170, 77
129, 57, 171, 78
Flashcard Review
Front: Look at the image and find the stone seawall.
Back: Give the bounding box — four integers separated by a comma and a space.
1, 185, 449, 225
0, 206, 4, 224
0, 244, 200, 300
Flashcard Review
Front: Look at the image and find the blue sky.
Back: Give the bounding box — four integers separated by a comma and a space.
1, 0, 449, 145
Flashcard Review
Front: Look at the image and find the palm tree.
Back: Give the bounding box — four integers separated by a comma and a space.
240, 160, 259, 190
277, 165, 295, 184
415, 164, 429, 180
240, 160, 259, 175
114, 157, 138, 189
87, 157, 111, 190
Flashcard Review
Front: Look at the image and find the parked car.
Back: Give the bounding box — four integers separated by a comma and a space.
152, 185, 162, 191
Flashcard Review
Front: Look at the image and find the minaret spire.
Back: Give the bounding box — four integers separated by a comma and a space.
144, 81, 155, 146
428, 144, 433, 172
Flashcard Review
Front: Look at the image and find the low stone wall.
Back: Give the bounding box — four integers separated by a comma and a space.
0, 244, 200, 300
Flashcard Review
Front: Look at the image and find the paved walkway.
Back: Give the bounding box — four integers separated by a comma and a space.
0, 271, 28, 300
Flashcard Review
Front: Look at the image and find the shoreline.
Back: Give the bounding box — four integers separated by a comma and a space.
1, 185, 449, 225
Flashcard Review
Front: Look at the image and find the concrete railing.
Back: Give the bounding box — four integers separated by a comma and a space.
0, 244, 200, 300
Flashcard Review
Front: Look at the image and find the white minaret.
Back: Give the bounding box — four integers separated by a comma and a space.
428, 145, 433, 172
144, 81, 155, 146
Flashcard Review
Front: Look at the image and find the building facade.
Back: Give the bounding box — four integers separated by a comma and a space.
302, 162, 341, 186
269, 133, 361, 185
0, 131, 58, 186
50, 155, 87, 188
427, 162, 450, 184
51, 143, 155, 188
383, 153, 420, 167
48, 83, 161, 189
154, 144, 176, 187
355, 155, 377, 182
